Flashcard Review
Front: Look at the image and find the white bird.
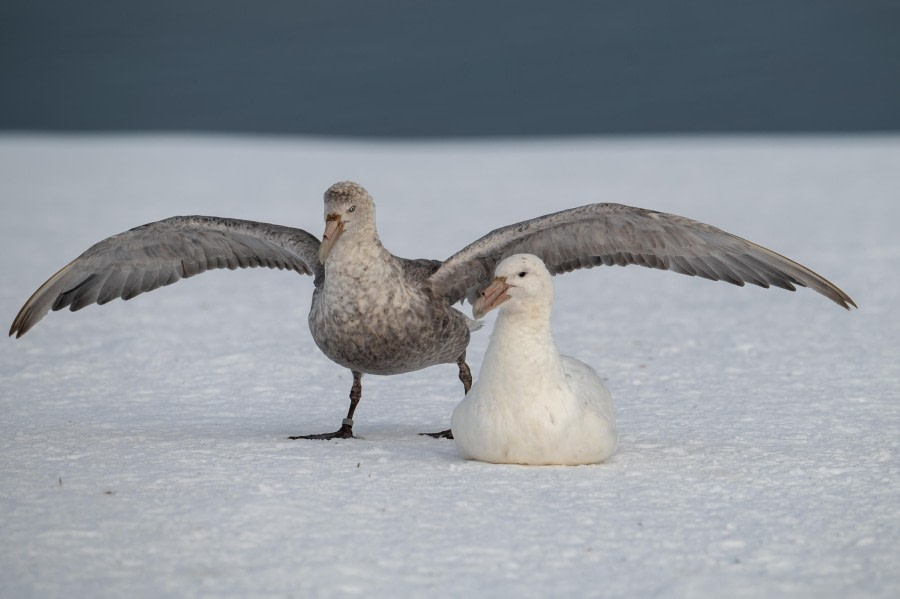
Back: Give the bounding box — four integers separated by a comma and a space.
9, 181, 855, 439
452, 254, 617, 465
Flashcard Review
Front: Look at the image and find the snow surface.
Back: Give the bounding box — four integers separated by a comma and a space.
1, 135, 898, 598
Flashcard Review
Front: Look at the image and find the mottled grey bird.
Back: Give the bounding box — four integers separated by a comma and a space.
9, 181, 855, 439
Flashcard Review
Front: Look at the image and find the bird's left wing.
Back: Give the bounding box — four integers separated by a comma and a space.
428, 203, 855, 310
10, 216, 322, 338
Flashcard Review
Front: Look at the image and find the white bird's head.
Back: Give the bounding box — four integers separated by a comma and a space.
319, 181, 376, 263
473, 253, 554, 319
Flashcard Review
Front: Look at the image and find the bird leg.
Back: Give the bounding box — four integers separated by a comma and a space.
420, 354, 471, 439
457, 355, 473, 394
289, 371, 362, 440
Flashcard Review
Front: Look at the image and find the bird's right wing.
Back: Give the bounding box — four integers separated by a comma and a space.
10, 216, 322, 338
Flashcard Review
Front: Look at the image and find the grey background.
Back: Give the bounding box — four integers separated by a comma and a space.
2, 0, 898, 137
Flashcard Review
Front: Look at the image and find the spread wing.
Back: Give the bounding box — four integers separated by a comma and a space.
429, 203, 856, 310
10, 216, 322, 338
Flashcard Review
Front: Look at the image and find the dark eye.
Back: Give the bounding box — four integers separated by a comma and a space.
348, 205, 356, 213
518, 271, 527, 278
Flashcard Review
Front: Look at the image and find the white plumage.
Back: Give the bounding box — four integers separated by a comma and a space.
452, 254, 617, 465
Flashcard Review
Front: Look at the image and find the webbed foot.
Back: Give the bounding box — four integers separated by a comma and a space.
289, 420, 355, 440
420, 429, 453, 439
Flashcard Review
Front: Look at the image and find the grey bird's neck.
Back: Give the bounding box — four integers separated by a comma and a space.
324, 229, 393, 279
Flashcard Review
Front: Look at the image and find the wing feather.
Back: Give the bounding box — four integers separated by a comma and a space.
10, 216, 322, 338
429, 203, 855, 309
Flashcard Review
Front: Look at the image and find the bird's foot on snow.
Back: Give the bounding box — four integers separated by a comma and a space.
420, 429, 453, 439
288, 419, 355, 440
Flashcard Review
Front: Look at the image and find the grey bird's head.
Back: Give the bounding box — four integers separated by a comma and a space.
319, 181, 376, 263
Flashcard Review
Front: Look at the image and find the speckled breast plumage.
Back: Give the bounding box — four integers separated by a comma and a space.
308, 247, 471, 376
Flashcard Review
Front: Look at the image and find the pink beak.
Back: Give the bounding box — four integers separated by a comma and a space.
318, 215, 344, 263
473, 277, 510, 319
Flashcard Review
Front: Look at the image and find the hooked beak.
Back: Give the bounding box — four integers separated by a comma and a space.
318, 215, 344, 263
473, 276, 510, 319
